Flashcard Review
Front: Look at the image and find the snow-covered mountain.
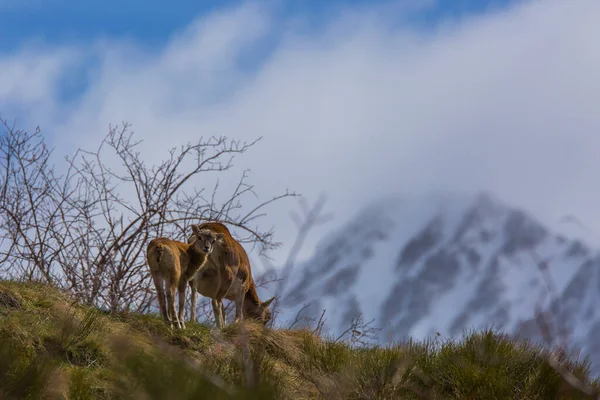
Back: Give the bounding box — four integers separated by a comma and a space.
273, 190, 600, 373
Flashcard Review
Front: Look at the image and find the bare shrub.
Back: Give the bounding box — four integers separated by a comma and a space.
0, 116, 295, 313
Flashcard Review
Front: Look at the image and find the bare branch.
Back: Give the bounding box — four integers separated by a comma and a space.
0, 119, 293, 313
273, 193, 330, 309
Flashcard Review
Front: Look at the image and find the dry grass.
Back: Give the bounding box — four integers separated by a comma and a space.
0, 279, 598, 399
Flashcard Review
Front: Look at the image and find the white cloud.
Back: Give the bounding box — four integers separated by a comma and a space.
0, 45, 77, 123
1, 0, 600, 269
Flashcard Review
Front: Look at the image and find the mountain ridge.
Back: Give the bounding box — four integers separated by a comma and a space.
271, 190, 600, 373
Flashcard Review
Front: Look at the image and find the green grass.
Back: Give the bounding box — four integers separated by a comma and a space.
0, 279, 598, 399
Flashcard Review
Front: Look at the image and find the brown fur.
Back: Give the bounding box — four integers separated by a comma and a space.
146, 226, 221, 329
187, 221, 275, 328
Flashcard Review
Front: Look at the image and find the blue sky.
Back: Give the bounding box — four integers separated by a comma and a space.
1, 0, 514, 53
1, 0, 600, 267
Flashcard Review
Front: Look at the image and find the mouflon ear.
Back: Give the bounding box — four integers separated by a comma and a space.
191, 224, 201, 236
215, 232, 226, 243
262, 296, 275, 308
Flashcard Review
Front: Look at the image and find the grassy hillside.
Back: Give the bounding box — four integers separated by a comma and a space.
0, 279, 598, 399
